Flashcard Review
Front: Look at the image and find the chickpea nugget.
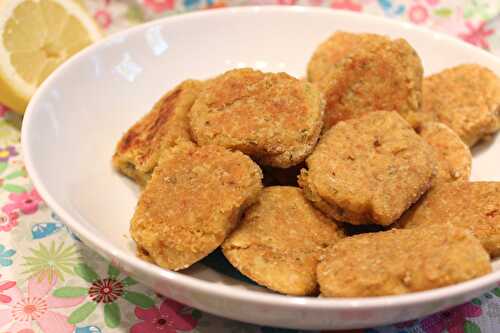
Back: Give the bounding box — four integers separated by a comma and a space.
130, 144, 263, 271
222, 187, 343, 296
307, 31, 389, 84
419, 122, 471, 184
299, 111, 435, 226
317, 224, 491, 297
190, 69, 324, 168
113, 80, 202, 185
316, 38, 424, 130
423, 64, 500, 146
400, 182, 500, 257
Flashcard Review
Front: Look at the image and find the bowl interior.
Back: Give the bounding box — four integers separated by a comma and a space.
23, 7, 500, 300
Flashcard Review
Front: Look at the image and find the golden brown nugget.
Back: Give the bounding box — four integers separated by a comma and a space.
400, 182, 500, 257
136, 246, 154, 264
422, 64, 500, 146
316, 38, 424, 130
130, 143, 263, 271
307, 31, 389, 84
222, 187, 343, 296
419, 122, 471, 184
299, 111, 435, 226
189, 69, 324, 168
318, 224, 491, 297
113, 80, 202, 185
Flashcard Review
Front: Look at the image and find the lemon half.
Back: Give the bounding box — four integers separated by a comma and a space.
0, 0, 101, 113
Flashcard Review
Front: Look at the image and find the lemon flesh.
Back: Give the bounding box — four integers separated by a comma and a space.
0, 0, 101, 113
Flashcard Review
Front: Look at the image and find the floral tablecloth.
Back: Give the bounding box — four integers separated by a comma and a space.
2, 1, 500, 332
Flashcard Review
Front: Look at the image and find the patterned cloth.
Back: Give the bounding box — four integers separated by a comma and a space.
1, 1, 500, 332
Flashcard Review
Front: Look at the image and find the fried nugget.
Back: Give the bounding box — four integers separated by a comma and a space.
419, 122, 471, 184
299, 111, 435, 226
189, 69, 324, 168
222, 186, 343, 296
315, 38, 424, 130
317, 224, 491, 297
307, 31, 389, 84
399, 182, 500, 257
113, 80, 202, 185
422, 64, 500, 146
130, 143, 263, 270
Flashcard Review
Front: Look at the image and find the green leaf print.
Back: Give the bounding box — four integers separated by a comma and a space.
104, 302, 121, 328
122, 291, 155, 308
3, 184, 26, 193
192, 309, 203, 320
434, 8, 452, 17
464, 320, 481, 333
108, 264, 120, 278
0, 162, 7, 174
53, 286, 88, 298
5, 168, 26, 180
68, 301, 98, 324
493, 287, 500, 297
121, 276, 137, 287
74, 263, 99, 283
0, 121, 20, 144
126, 4, 145, 23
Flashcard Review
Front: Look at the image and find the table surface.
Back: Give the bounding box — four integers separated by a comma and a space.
2, 1, 500, 332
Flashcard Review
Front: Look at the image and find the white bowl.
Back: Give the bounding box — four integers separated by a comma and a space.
22, 6, 500, 330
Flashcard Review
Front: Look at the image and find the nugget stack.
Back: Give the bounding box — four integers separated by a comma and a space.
114, 31, 500, 298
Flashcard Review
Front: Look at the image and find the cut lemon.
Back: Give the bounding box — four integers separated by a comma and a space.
0, 0, 101, 113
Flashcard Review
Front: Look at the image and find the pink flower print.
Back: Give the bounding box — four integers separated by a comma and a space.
0, 210, 18, 232
0, 146, 18, 163
0, 277, 16, 303
420, 302, 482, 333
277, 0, 297, 5
0, 274, 84, 333
3, 189, 43, 215
459, 21, 494, 50
308, 0, 324, 6
409, 5, 429, 24
131, 298, 198, 333
143, 0, 174, 13
426, 0, 439, 5
0, 104, 8, 118
331, 0, 362, 12
94, 10, 112, 30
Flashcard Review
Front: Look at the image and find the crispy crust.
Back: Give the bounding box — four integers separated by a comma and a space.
316, 38, 424, 130
113, 80, 202, 185
419, 122, 472, 184
299, 111, 435, 226
222, 186, 344, 296
307, 31, 390, 84
399, 182, 500, 257
317, 224, 491, 297
422, 64, 500, 146
130, 143, 263, 270
189, 69, 324, 168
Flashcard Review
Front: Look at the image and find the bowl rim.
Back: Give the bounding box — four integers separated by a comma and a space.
22, 5, 500, 310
